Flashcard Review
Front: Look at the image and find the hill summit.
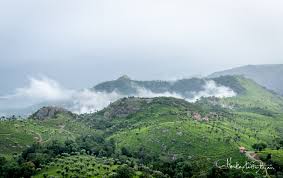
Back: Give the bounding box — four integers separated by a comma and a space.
117, 75, 131, 81
31, 106, 73, 120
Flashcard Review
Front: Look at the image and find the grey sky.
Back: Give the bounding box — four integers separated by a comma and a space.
0, 0, 283, 94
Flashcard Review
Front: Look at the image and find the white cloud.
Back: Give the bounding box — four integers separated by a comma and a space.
70, 89, 123, 114
14, 77, 72, 101
0, 76, 236, 115
0, 76, 119, 113
188, 80, 236, 102
69, 88, 184, 114
136, 87, 183, 99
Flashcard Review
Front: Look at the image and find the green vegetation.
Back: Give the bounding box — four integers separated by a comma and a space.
1, 75, 283, 177
219, 76, 283, 113
209, 64, 283, 95
258, 149, 283, 166
34, 155, 122, 178
0, 113, 94, 159
258, 149, 283, 177
252, 143, 267, 151
212, 75, 246, 94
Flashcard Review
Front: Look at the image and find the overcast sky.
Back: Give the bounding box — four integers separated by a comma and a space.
0, 0, 283, 94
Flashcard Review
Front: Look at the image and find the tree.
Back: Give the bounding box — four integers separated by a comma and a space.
121, 147, 131, 157
112, 165, 134, 178
0, 156, 7, 177
252, 143, 267, 151
2, 161, 22, 178
43, 173, 48, 178
47, 140, 66, 155
21, 161, 36, 178
64, 140, 78, 153
266, 154, 272, 160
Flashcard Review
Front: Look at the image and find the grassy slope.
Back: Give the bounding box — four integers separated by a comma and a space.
0, 114, 92, 159
94, 97, 282, 175
220, 76, 283, 113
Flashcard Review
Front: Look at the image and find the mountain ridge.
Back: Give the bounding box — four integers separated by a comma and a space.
93, 75, 244, 97
209, 64, 283, 95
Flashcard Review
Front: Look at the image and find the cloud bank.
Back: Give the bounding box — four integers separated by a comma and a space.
0, 76, 236, 115
188, 80, 236, 102
14, 77, 72, 101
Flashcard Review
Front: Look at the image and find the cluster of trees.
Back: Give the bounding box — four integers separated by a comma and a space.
152, 158, 193, 178
0, 133, 115, 178
1, 138, 277, 178
260, 153, 283, 177
1, 135, 187, 177
0, 115, 22, 121
119, 146, 194, 177
278, 139, 283, 150
242, 107, 275, 117
252, 143, 267, 151
270, 139, 283, 150
0, 156, 35, 178
251, 142, 283, 177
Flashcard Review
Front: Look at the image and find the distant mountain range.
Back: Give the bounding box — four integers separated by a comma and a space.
93, 75, 245, 98
94, 64, 283, 96
94, 75, 283, 113
209, 64, 283, 95
1, 64, 283, 116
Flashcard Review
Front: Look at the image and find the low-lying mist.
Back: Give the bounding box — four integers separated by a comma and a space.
188, 80, 236, 102
0, 76, 236, 115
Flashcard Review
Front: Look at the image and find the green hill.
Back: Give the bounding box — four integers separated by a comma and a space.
93, 75, 281, 108
81, 97, 283, 176
93, 75, 244, 99
203, 76, 283, 114
93, 75, 208, 99
209, 64, 283, 95
1, 76, 283, 177
0, 107, 93, 159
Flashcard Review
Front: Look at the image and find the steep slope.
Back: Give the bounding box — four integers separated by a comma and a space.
209, 64, 283, 95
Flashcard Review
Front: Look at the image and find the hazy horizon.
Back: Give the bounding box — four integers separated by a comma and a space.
1, 2, 283, 177
1, 0, 283, 94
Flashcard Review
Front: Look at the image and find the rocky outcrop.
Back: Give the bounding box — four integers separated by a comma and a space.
102, 97, 152, 119
32, 106, 73, 120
